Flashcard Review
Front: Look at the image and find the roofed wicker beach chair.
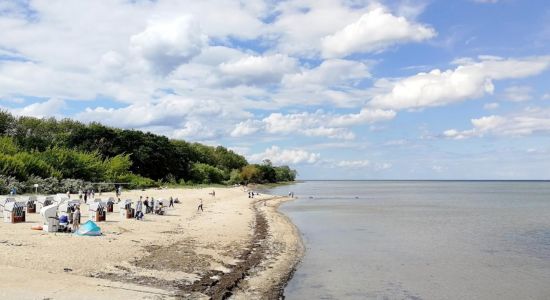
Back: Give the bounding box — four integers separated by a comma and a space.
89, 202, 106, 222
119, 199, 134, 219
3, 201, 26, 223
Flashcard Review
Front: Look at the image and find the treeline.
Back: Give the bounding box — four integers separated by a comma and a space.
0, 111, 296, 193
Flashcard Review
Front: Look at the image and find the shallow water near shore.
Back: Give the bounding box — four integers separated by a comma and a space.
263, 181, 550, 300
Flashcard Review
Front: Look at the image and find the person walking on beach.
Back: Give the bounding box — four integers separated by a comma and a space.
72, 207, 81, 232
169, 197, 174, 207
197, 199, 203, 212
143, 197, 149, 214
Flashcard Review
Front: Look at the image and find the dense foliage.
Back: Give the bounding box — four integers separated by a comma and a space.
0, 110, 296, 193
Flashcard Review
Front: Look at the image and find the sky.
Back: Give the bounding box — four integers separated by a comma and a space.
0, 0, 549, 180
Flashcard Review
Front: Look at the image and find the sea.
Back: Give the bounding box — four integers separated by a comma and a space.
261, 181, 550, 300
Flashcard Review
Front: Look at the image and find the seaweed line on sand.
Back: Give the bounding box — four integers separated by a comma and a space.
94, 196, 302, 300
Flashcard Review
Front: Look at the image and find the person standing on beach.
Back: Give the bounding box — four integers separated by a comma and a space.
169, 197, 174, 207
143, 197, 149, 214
197, 199, 203, 212
135, 199, 143, 220
72, 207, 81, 232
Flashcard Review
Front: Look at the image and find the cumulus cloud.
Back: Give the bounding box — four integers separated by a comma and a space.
443, 108, 550, 139
336, 160, 371, 168
502, 85, 533, 102
249, 146, 320, 165
321, 4, 436, 58
75, 94, 250, 140
282, 59, 370, 88
370, 56, 550, 110
323, 159, 392, 171
219, 54, 297, 85
483, 102, 499, 110
329, 108, 396, 127
8, 98, 65, 118
130, 16, 207, 75
231, 108, 395, 140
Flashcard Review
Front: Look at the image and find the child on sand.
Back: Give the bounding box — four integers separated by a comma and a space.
197, 199, 203, 212
72, 207, 81, 232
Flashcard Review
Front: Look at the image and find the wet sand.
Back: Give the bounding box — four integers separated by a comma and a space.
0, 186, 303, 299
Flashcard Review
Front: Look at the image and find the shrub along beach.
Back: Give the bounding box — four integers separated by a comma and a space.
0, 110, 296, 194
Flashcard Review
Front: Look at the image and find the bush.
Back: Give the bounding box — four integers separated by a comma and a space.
23, 176, 60, 194
227, 169, 243, 185
39, 147, 106, 181
190, 163, 226, 184
0, 153, 26, 180
117, 173, 157, 189
0, 175, 22, 194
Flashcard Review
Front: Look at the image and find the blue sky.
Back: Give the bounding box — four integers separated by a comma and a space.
0, 0, 549, 179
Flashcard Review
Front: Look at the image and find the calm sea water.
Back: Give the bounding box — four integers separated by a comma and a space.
262, 181, 550, 300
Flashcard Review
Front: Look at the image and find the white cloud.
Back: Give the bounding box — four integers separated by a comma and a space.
249, 146, 320, 165
282, 59, 370, 88
443, 108, 550, 139
543, 93, 550, 100
483, 102, 499, 110
230, 120, 263, 137
172, 120, 216, 140
130, 16, 207, 75
370, 56, 550, 110
503, 85, 533, 102
329, 108, 396, 127
321, 4, 436, 58
336, 160, 371, 168
219, 54, 297, 85
8, 98, 65, 118
75, 94, 250, 140
231, 108, 395, 140
323, 159, 392, 171
261, 112, 356, 139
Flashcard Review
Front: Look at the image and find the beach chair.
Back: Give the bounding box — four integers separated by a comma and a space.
37, 196, 55, 210
154, 199, 166, 215
58, 200, 80, 224
89, 202, 106, 222
3, 202, 26, 223
0, 197, 16, 213
119, 199, 134, 219
40, 204, 59, 232
26, 196, 37, 213
105, 197, 115, 213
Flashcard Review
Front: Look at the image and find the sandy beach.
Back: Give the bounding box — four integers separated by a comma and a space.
0, 186, 303, 299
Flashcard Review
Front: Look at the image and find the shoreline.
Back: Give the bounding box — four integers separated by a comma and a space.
0, 186, 304, 299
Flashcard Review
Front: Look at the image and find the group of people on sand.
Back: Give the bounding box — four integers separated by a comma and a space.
248, 191, 259, 198
136, 196, 176, 218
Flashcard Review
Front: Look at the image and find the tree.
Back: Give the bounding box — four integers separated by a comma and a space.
241, 165, 261, 183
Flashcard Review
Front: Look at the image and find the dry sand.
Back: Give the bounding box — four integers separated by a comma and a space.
0, 186, 303, 299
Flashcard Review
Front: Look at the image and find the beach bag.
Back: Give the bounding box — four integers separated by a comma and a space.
74, 220, 102, 236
